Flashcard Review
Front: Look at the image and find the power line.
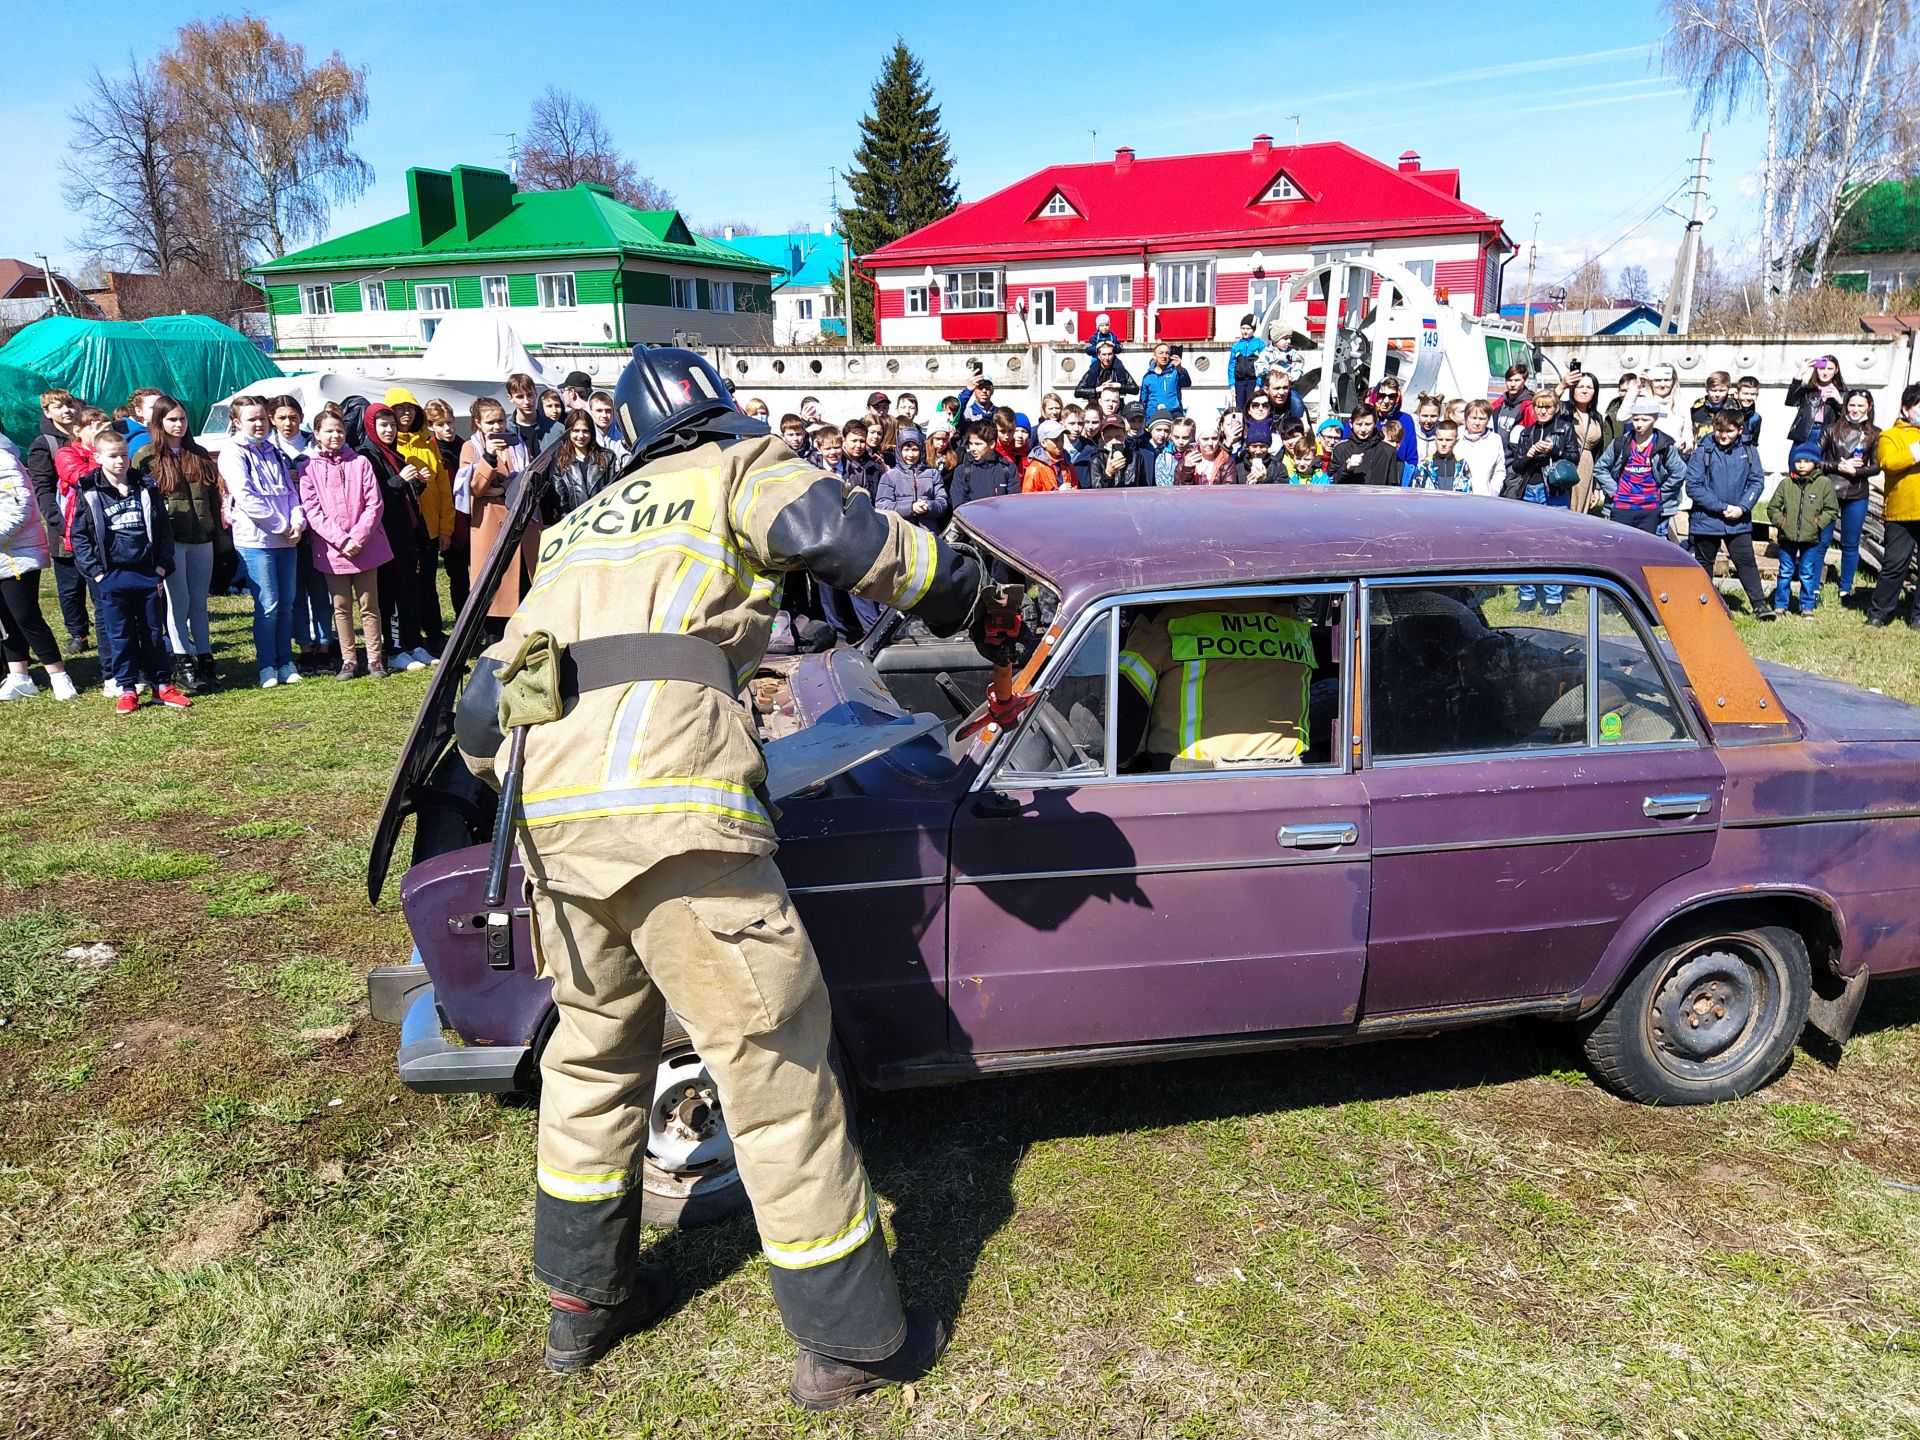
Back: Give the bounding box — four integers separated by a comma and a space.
1543, 180, 1692, 291
1544, 162, 1690, 263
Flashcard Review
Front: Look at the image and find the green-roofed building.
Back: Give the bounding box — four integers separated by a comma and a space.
1827, 177, 1920, 301
249, 164, 777, 354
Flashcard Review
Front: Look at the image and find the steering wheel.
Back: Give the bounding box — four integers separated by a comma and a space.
1033, 702, 1089, 771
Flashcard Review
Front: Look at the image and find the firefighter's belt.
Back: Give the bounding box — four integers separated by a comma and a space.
558, 631, 737, 701
457, 632, 739, 765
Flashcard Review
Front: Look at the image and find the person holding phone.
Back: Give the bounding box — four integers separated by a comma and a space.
458, 397, 538, 637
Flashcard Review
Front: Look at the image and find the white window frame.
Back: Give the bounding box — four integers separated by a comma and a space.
1086, 273, 1133, 310
1156, 260, 1212, 308
418, 317, 442, 343
299, 283, 333, 316
1027, 287, 1057, 327
1259, 174, 1304, 203
1247, 277, 1282, 318
1310, 244, 1372, 266
1398, 259, 1436, 288
482, 274, 511, 309
361, 281, 388, 312
415, 283, 452, 313
538, 272, 577, 310
941, 269, 1001, 314
708, 279, 735, 313
670, 276, 697, 310
794, 297, 814, 321
904, 285, 930, 317
1040, 191, 1077, 218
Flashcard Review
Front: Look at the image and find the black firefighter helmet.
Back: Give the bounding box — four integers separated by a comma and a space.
614, 346, 767, 468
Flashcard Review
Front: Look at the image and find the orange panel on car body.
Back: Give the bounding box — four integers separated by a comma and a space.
1642, 564, 1786, 726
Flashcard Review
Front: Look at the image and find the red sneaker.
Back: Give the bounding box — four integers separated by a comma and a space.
154, 685, 192, 710
114, 692, 138, 716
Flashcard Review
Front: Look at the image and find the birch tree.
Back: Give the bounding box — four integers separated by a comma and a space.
1661, 0, 1920, 330
158, 16, 371, 262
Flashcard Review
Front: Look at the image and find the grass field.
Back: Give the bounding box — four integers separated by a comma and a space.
2, 589, 1918, 1440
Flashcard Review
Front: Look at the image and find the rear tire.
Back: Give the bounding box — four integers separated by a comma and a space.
528, 1011, 857, 1229
1583, 916, 1812, 1105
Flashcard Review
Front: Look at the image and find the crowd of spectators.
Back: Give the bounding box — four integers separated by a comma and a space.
0, 368, 638, 709
752, 331, 1912, 631
4, 343, 1914, 708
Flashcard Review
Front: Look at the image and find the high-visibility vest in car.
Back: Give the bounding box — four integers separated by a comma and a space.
1120, 598, 1315, 766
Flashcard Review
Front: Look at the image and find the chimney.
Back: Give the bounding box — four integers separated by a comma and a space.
1114, 146, 1135, 173
723, 225, 736, 242
451, 164, 516, 240
1252, 134, 1273, 161
406, 167, 456, 248
1397, 150, 1422, 172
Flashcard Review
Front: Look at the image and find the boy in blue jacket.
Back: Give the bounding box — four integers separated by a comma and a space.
69, 431, 191, 710
1228, 315, 1265, 409
1684, 410, 1772, 618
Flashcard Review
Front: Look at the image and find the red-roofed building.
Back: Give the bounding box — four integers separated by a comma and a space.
862, 138, 1512, 346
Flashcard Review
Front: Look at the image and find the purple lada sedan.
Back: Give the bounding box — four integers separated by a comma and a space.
367, 487, 1920, 1224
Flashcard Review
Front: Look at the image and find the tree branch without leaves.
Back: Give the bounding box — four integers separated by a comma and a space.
60, 59, 200, 278
516, 87, 674, 211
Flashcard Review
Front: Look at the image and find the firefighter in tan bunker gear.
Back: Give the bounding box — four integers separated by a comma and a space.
458, 351, 985, 1406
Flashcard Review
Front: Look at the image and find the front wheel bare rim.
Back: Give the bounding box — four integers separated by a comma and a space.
645, 1045, 740, 1199
1645, 937, 1781, 1084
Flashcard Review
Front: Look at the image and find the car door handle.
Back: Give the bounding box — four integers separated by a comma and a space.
1277, 822, 1359, 849
1643, 793, 1713, 819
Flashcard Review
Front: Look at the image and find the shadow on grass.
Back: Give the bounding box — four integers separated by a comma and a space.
613, 973, 1919, 1343
860, 1009, 1592, 1329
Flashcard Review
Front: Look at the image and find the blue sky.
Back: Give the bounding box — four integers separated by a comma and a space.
0, 1, 1762, 297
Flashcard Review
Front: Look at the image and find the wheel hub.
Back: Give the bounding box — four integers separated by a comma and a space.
1651, 947, 1763, 1067
647, 1050, 731, 1175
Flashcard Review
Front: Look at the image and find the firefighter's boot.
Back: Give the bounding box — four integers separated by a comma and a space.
544, 1264, 675, 1373
788, 1305, 950, 1411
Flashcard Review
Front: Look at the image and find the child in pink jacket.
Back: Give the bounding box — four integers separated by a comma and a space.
298, 408, 393, 679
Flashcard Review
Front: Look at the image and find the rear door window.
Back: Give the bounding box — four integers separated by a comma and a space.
1366, 580, 1691, 759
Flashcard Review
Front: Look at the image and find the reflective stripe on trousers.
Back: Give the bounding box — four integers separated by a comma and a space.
528, 853, 907, 1360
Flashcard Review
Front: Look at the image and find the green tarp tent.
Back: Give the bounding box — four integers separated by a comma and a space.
0, 314, 284, 446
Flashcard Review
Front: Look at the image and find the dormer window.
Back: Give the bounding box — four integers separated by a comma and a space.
1038, 190, 1078, 219
1257, 173, 1304, 203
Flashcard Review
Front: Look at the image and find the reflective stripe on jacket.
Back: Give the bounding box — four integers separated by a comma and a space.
468, 435, 977, 898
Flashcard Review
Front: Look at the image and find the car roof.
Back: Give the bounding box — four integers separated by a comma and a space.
955, 487, 1680, 607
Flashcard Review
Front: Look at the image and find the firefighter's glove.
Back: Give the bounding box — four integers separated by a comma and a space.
496, 629, 565, 732
969, 585, 1025, 667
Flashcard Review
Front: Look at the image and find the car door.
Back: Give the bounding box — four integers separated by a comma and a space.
1359, 577, 1724, 1017
945, 588, 1372, 1056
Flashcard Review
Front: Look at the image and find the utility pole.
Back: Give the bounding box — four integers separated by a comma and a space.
1664, 132, 1712, 335
35, 253, 67, 315
842, 232, 854, 351
1522, 213, 1542, 340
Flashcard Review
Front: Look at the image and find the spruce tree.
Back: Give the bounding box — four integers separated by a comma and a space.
837, 42, 957, 343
